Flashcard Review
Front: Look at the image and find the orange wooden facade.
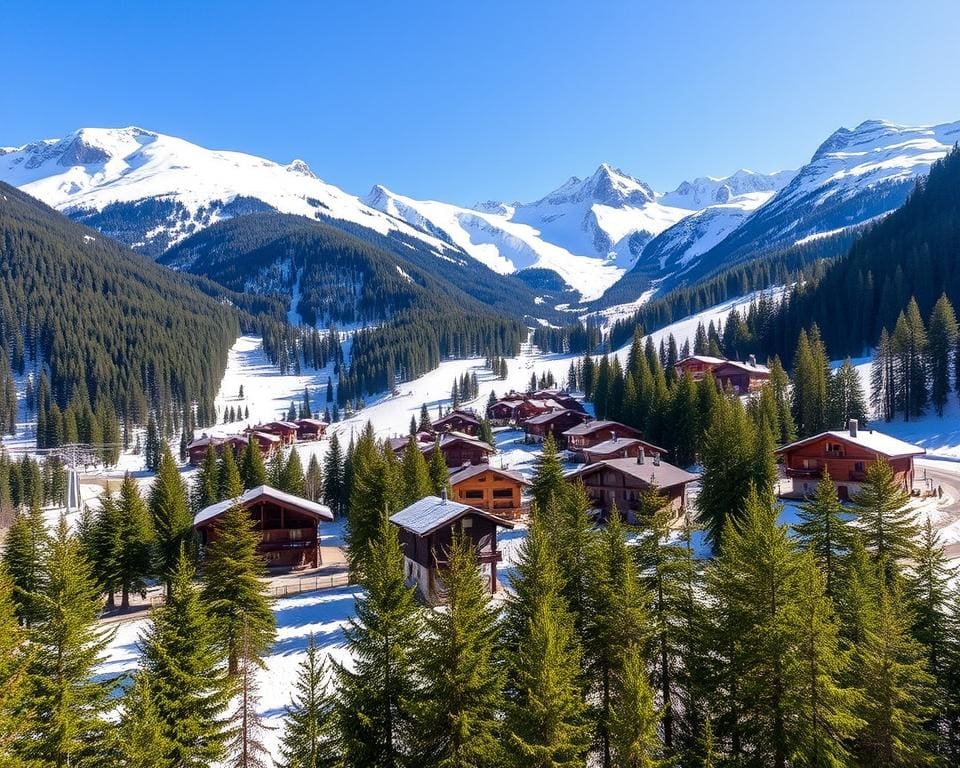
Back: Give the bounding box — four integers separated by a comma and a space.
450, 467, 527, 520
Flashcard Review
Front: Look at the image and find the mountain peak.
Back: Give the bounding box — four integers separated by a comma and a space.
528, 163, 655, 209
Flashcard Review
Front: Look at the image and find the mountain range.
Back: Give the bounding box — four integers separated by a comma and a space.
2, 119, 958, 310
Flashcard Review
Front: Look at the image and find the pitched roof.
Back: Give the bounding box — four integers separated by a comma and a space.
776, 429, 926, 459
567, 457, 698, 490
583, 437, 668, 457
562, 419, 638, 437
194, 485, 333, 527
675, 355, 726, 366
421, 432, 495, 454
524, 408, 587, 426
714, 359, 771, 375
434, 410, 481, 426
449, 464, 529, 486
295, 418, 328, 427
389, 495, 514, 536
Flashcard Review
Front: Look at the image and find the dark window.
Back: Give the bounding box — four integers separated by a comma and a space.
492, 488, 513, 499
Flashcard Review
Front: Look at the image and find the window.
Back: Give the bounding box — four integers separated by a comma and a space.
460, 517, 473, 529
854, 462, 865, 472
492, 488, 513, 499
288, 528, 302, 541
464, 490, 484, 500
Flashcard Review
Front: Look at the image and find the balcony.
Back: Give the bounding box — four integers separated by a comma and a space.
785, 465, 823, 479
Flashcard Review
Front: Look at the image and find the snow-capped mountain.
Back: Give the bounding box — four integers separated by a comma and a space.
0, 126, 456, 258
659, 169, 795, 210
678, 119, 960, 281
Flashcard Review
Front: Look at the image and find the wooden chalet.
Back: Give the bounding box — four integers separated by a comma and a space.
487, 397, 526, 425
524, 409, 591, 447
673, 355, 770, 393
531, 389, 586, 413
254, 421, 299, 445
423, 432, 496, 468
186, 432, 279, 466
776, 419, 925, 500
432, 409, 482, 436
581, 436, 669, 465
194, 485, 333, 569
390, 494, 514, 602
294, 418, 328, 441
566, 451, 698, 524
562, 420, 641, 459
186, 435, 225, 466
449, 464, 529, 520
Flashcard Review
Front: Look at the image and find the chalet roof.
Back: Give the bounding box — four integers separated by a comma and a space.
295, 418, 328, 428
250, 431, 281, 443
263, 420, 299, 430
562, 419, 638, 438
567, 457, 698, 490
390, 495, 514, 537
675, 355, 726, 367
583, 437, 668, 457
449, 464, 530, 486
524, 408, 587, 426
425, 432, 495, 453
194, 485, 333, 527
714, 359, 771, 375
187, 435, 223, 450
776, 429, 926, 459
434, 409, 481, 426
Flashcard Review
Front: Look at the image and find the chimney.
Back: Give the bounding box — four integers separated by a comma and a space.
611, 430, 617, 443
748, 354, 757, 367
848, 419, 858, 438
637, 449, 645, 465
653, 451, 661, 467
441, 487, 448, 503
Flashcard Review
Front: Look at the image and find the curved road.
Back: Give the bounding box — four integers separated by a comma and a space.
914, 458, 960, 559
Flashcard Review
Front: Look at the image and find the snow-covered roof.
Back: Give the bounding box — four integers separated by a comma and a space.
583, 437, 668, 456
194, 485, 333, 527
449, 464, 529, 486
295, 418, 328, 427
524, 408, 586, 426
421, 432, 494, 454
434, 410, 480, 425
676, 355, 726, 366
389, 495, 514, 536
777, 429, 925, 459
562, 419, 637, 437
714, 359, 771, 375
567, 457, 698, 490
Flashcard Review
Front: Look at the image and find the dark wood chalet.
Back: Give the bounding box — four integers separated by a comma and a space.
423, 432, 496, 468
673, 355, 770, 393
294, 418, 328, 441
776, 419, 925, 500
432, 409, 481, 436
186, 432, 279, 467
531, 390, 586, 413
524, 409, 591, 447
449, 464, 529, 520
186, 435, 225, 466
562, 420, 641, 459
673, 355, 726, 380
194, 485, 333, 569
254, 421, 299, 445
566, 453, 698, 524
581, 436, 669, 465
390, 494, 514, 602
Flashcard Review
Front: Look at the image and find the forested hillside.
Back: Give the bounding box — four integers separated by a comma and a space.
0, 182, 241, 437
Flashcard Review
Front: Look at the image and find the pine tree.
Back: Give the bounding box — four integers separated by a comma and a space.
116, 673, 172, 768
530, 433, 566, 515
334, 511, 422, 767
792, 469, 849, 597
768, 356, 797, 444
23, 516, 114, 767
140, 553, 230, 767
871, 327, 896, 422
478, 417, 495, 448
0, 568, 29, 762
419, 403, 433, 433
855, 581, 936, 767
224, 640, 271, 768
851, 458, 918, 582
502, 513, 589, 768
281, 449, 306, 496
428, 442, 450, 498
241, 437, 268, 490
304, 455, 324, 503
828, 359, 869, 428
267, 450, 286, 488
116, 472, 155, 608
1, 500, 50, 626
322, 434, 344, 516
928, 294, 958, 417
278, 635, 338, 768
219, 446, 244, 500
400, 435, 433, 507
193, 445, 221, 514
201, 503, 276, 674
608, 643, 666, 768
149, 446, 194, 594
413, 532, 505, 767
145, 413, 161, 471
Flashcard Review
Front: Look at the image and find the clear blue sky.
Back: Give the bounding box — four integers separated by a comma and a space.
3, 0, 959, 205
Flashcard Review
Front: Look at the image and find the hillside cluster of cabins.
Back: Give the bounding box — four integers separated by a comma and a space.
186, 418, 329, 466
188, 362, 927, 603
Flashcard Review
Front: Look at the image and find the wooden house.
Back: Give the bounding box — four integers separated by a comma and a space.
562, 420, 642, 459
194, 485, 333, 569
186, 435, 225, 466
566, 452, 698, 524
673, 355, 726, 381
524, 409, 591, 447
186, 432, 278, 467
581, 436, 669, 465
255, 421, 299, 445
776, 420, 925, 500
390, 494, 514, 602
673, 355, 770, 393
294, 418, 328, 441
449, 464, 529, 520
531, 390, 585, 413
487, 398, 525, 425
247, 431, 281, 457
432, 409, 482, 436
423, 432, 496, 468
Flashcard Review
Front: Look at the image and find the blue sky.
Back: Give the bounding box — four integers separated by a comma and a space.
3, 0, 959, 205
